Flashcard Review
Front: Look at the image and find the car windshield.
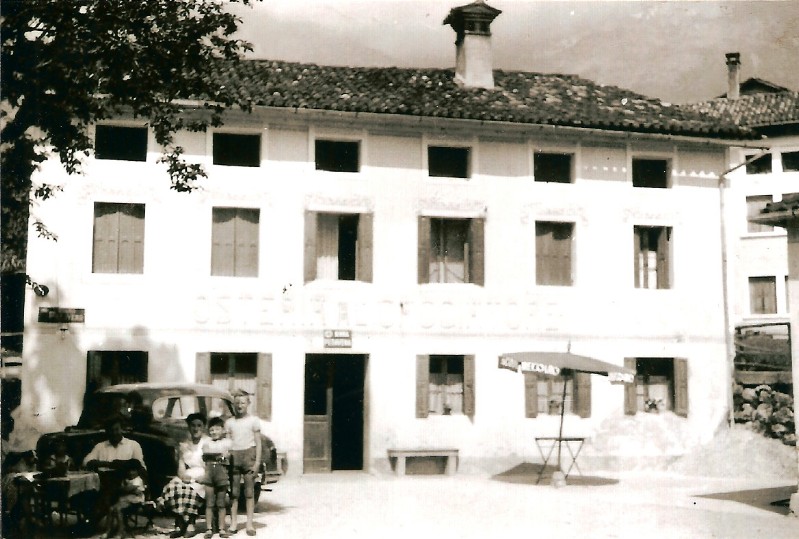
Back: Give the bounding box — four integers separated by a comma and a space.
152, 396, 234, 421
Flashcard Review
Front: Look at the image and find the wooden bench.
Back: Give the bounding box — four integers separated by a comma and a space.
387, 449, 459, 476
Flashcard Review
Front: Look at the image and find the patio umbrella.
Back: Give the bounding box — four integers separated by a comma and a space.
498, 351, 635, 481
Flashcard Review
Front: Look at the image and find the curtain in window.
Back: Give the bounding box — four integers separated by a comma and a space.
316, 214, 339, 279
430, 219, 467, 283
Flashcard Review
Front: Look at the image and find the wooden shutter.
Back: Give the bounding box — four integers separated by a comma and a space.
633, 227, 642, 288
417, 216, 430, 284
195, 352, 211, 384
93, 203, 120, 273
416, 355, 429, 418
573, 372, 591, 418
235, 209, 259, 277
463, 355, 475, 417
524, 372, 538, 418
469, 219, 485, 286
256, 353, 272, 421
212, 208, 236, 276
624, 358, 637, 415
557, 224, 573, 286
304, 211, 318, 282
357, 213, 373, 283
673, 358, 688, 418
117, 204, 144, 273
656, 227, 671, 289
535, 222, 550, 285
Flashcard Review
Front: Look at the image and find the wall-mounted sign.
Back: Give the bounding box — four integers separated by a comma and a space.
323, 329, 352, 348
38, 307, 85, 324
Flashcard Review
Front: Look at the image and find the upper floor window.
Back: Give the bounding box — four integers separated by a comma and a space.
428, 146, 470, 178
418, 217, 484, 285
535, 221, 574, 286
746, 153, 772, 175
634, 225, 671, 289
315, 140, 359, 172
749, 276, 777, 314
416, 354, 475, 418
95, 125, 147, 162
534, 152, 573, 183
632, 158, 669, 188
304, 211, 373, 282
213, 133, 261, 167
782, 151, 799, 172
746, 195, 774, 233
624, 357, 688, 417
211, 207, 259, 277
92, 202, 145, 274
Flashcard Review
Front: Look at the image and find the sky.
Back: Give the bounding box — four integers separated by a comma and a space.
230, 0, 799, 104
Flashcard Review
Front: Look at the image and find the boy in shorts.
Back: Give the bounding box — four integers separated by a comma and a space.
225, 390, 261, 536
200, 416, 232, 538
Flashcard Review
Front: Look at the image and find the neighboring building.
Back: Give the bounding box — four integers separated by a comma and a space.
686, 53, 799, 386
21, 2, 756, 473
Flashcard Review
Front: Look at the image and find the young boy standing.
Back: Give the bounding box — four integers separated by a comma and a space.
225, 390, 261, 536
200, 416, 232, 538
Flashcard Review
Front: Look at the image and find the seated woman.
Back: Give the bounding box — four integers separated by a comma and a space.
1, 448, 39, 537
157, 413, 209, 538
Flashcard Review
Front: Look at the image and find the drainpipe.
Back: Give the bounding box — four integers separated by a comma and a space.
718, 150, 770, 426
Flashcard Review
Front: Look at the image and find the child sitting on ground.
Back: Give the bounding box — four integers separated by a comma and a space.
200, 416, 233, 538
106, 459, 146, 539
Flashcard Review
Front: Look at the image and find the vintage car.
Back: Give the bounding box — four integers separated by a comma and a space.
35, 383, 283, 500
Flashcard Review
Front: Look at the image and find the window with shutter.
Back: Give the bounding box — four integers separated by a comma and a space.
423, 217, 484, 285
210, 352, 258, 414
634, 226, 671, 289
749, 276, 777, 314
211, 208, 259, 277
305, 212, 373, 282
92, 203, 145, 274
535, 373, 574, 415
629, 358, 681, 414
536, 221, 573, 286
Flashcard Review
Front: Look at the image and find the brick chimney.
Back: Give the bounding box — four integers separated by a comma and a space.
726, 52, 741, 100
443, 1, 502, 89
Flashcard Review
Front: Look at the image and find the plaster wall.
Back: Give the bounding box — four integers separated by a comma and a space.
21, 113, 731, 472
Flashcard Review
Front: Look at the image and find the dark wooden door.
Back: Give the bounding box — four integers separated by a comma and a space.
303, 355, 333, 473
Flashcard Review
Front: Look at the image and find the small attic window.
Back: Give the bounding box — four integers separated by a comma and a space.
746, 153, 772, 175
632, 158, 669, 188
315, 140, 360, 173
213, 133, 261, 167
428, 146, 470, 178
95, 125, 148, 162
534, 152, 573, 183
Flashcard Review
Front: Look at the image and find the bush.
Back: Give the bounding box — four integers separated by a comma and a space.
732, 383, 795, 446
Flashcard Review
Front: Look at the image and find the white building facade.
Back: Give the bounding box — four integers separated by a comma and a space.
19, 2, 754, 474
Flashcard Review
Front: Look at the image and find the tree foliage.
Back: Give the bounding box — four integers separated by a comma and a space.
1, 0, 255, 272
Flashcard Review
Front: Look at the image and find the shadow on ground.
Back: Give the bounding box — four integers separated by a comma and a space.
697, 485, 795, 516
490, 462, 619, 487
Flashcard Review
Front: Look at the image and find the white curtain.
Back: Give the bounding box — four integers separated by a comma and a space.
317, 214, 339, 279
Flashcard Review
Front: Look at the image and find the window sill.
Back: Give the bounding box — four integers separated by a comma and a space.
741, 231, 785, 239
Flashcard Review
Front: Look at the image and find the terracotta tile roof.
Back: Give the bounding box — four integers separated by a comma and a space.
764, 193, 799, 214
206, 60, 752, 138
684, 92, 799, 128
